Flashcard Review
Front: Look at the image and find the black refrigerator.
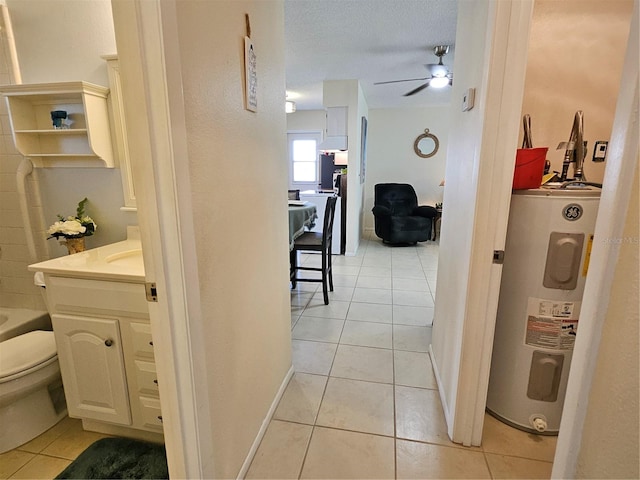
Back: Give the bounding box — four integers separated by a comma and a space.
319, 153, 336, 190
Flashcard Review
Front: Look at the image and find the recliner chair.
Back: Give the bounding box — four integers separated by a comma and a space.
372, 183, 437, 245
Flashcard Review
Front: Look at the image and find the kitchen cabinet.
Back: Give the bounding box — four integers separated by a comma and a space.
45, 275, 163, 437
0, 81, 114, 167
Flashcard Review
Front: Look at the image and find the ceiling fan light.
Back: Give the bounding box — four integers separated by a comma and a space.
429, 76, 450, 89
428, 64, 448, 77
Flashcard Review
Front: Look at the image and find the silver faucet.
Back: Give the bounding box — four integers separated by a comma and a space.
558, 111, 587, 181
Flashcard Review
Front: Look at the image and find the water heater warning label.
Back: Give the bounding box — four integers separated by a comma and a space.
525, 298, 581, 350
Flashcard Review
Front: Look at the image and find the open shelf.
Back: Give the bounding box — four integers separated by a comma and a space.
0, 81, 114, 168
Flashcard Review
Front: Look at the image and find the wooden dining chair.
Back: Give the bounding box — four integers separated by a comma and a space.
290, 196, 337, 305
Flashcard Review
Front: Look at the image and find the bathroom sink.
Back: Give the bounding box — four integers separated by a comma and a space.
105, 249, 143, 266
29, 227, 145, 282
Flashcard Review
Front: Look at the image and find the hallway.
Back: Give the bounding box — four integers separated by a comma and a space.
247, 232, 556, 478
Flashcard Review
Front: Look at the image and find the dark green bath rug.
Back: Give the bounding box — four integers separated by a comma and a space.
55, 437, 168, 479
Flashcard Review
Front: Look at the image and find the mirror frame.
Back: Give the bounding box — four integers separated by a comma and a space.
414, 128, 439, 158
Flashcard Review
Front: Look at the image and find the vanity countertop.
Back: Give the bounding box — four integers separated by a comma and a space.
29, 237, 144, 283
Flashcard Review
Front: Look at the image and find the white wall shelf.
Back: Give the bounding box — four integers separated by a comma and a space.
0, 81, 114, 167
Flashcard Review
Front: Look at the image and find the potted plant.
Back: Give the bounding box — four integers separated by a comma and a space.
47, 198, 97, 254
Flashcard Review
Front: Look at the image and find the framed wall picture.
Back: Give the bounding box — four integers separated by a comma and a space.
244, 36, 257, 112
360, 116, 368, 184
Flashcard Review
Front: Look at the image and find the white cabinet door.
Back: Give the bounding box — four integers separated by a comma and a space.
52, 314, 131, 425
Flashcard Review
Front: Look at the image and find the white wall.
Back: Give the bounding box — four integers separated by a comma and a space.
0, 1, 134, 310
577, 169, 639, 478
0, 8, 45, 309
520, 0, 633, 183
286, 109, 325, 131
430, 0, 495, 438
5, 0, 135, 256
364, 106, 450, 230
553, 3, 639, 475
172, 2, 291, 477
322, 80, 367, 255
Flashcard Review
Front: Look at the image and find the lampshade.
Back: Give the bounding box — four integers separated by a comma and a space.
429, 76, 450, 89
285, 100, 296, 113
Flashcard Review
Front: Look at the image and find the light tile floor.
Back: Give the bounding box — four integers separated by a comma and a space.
0, 416, 110, 480
3, 233, 556, 479
247, 232, 556, 479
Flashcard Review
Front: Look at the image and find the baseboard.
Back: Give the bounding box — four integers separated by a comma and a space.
236, 365, 295, 479
82, 419, 164, 444
428, 344, 454, 440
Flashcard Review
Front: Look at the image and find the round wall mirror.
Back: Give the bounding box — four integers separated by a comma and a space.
414, 129, 439, 158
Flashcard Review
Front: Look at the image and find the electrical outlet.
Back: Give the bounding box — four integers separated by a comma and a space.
462, 88, 475, 112
592, 141, 608, 162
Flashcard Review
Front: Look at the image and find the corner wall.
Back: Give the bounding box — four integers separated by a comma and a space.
0, 7, 45, 309
322, 80, 368, 255
173, 1, 291, 477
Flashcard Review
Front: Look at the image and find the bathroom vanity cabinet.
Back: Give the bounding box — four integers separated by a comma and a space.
45, 275, 162, 433
46, 276, 163, 438
28, 233, 163, 442
0, 82, 114, 168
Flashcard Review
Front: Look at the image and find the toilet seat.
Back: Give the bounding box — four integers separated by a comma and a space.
0, 331, 57, 382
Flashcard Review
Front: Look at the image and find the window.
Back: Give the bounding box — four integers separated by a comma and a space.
288, 132, 322, 185
292, 139, 317, 182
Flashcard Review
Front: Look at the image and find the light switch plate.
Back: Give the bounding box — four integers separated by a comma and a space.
462, 88, 475, 111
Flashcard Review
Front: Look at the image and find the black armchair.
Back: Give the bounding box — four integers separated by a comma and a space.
372, 183, 437, 245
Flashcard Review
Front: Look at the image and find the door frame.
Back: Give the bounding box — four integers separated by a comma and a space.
552, 4, 638, 475
110, 0, 211, 476
430, 0, 536, 447
435, 0, 638, 463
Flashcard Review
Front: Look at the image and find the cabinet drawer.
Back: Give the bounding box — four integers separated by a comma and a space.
135, 360, 159, 396
47, 276, 148, 317
130, 322, 155, 358
139, 396, 163, 430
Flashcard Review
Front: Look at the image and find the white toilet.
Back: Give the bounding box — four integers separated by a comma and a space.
0, 311, 66, 454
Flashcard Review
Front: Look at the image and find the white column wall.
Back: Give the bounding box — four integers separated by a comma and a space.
172, 2, 291, 478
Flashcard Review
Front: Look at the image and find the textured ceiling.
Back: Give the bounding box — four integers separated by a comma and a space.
284, 0, 458, 110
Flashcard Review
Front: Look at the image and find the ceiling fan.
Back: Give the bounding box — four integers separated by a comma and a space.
374, 45, 453, 96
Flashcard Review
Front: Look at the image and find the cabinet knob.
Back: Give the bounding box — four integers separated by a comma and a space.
149, 341, 153, 346
104, 339, 114, 347
157, 415, 163, 423
153, 379, 158, 385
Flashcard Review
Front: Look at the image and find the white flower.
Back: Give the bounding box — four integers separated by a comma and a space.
46, 198, 97, 241
48, 219, 86, 236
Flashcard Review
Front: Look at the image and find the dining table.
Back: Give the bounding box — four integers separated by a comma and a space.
288, 201, 317, 250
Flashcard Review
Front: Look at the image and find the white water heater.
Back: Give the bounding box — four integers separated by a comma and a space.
487, 187, 600, 434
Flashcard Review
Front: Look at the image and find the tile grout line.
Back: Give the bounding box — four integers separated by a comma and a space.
390, 264, 398, 480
